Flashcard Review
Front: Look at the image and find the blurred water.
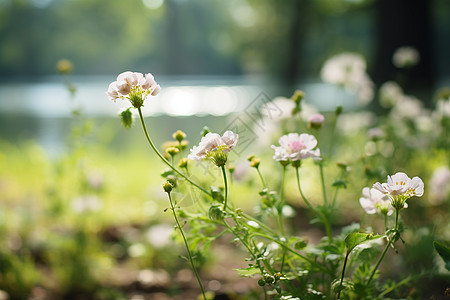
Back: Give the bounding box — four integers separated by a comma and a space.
0, 75, 358, 155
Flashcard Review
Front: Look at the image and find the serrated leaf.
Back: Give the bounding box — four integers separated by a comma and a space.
345, 232, 382, 253
433, 241, 450, 271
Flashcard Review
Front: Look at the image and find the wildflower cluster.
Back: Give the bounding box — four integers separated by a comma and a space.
104, 68, 448, 300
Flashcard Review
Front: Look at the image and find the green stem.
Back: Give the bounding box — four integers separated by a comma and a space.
278, 165, 287, 271
367, 209, 399, 286
137, 108, 211, 197
280, 164, 286, 202
337, 251, 350, 299
256, 166, 267, 188
250, 232, 332, 275
319, 162, 328, 205
295, 166, 314, 210
223, 220, 268, 300
167, 192, 206, 300
332, 186, 339, 207
221, 165, 229, 210
296, 166, 332, 241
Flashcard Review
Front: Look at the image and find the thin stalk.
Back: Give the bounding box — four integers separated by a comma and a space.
137, 108, 211, 197
278, 165, 287, 272
167, 192, 206, 300
221, 165, 229, 210
280, 164, 287, 202
256, 166, 267, 188
295, 166, 314, 210
367, 209, 399, 286
296, 166, 332, 241
250, 232, 333, 275
319, 162, 328, 205
332, 186, 339, 207
337, 251, 350, 299
223, 220, 268, 300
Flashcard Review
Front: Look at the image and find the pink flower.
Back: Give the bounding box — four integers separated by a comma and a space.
271, 133, 321, 161
188, 131, 239, 166
106, 71, 161, 108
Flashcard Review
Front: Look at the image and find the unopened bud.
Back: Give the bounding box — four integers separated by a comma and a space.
307, 113, 325, 129
208, 205, 224, 221
250, 158, 260, 168
166, 147, 179, 157
291, 90, 305, 104
178, 158, 188, 169
201, 126, 211, 137
172, 130, 186, 142
162, 181, 173, 193
56, 59, 73, 75
247, 154, 255, 161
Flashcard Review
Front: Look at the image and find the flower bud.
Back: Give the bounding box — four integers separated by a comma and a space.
166, 175, 177, 188
208, 205, 224, 221
56, 59, 73, 75
201, 126, 211, 137
247, 154, 255, 162
178, 158, 188, 169
166, 147, 179, 157
250, 158, 260, 168
162, 181, 173, 193
228, 164, 235, 174
335, 105, 343, 116
307, 113, 325, 129
257, 279, 266, 286
291, 90, 305, 104
120, 108, 133, 129
172, 130, 186, 142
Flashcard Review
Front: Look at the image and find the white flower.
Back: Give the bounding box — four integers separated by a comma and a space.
188, 130, 238, 166
320, 52, 374, 104
271, 133, 321, 162
392, 46, 420, 68
359, 187, 394, 216
379, 81, 403, 108
106, 71, 161, 108
373, 172, 424, 210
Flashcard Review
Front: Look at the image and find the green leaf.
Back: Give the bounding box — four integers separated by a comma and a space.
234, 266, 261, 278
345, 232, 382, 253
433, 241, 450, 271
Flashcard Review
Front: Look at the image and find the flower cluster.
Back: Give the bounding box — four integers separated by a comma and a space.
107, 71, 161, 108
188, 131, 239, 167
372, 172, 424, 210
271, 133, 321, 163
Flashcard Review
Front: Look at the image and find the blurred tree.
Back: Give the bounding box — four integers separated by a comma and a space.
372, 0, 433, 103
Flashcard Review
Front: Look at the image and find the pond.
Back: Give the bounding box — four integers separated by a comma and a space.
0, 75, 357, 156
